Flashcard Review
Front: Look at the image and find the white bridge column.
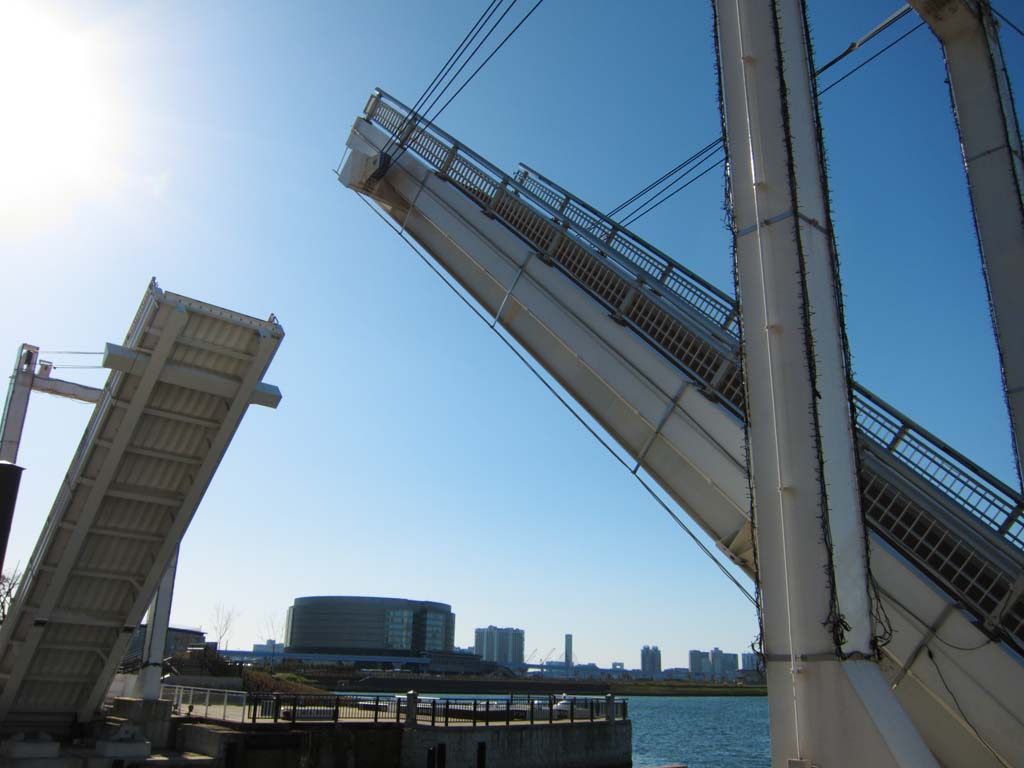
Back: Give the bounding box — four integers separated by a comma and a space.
713, 1, 937, 765
133, 548, 178, 701
907, 0, 1024, 487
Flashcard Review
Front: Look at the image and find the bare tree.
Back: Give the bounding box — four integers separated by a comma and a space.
0, 568, 22, 625
260, 613, 284, 665
210, 602, 237, 651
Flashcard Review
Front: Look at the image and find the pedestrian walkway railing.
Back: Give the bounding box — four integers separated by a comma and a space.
161, 685, 248, 722
160, 686, 627, 727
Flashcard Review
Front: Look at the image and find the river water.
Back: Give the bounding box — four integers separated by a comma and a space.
628, 696, 770, 768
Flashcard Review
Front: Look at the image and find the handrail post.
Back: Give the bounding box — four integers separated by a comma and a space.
405, 691, 417, 727
445, 699, 450, 727
431, 698, 437, 727
484, 178, 509, 218
472, 700, 478, 726
364, 91, 382, 121
204, 688, 210, 719
605, 694, 614, 723
529, 697, 535, 725
439, 144, 459, 180
374, 695, 380, 723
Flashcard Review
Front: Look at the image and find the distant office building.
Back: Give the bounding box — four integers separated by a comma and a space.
664, 667, 690, 681
285, 596, 455, 656
565, 634, 573, 671
641, 645, 662, 675
474, 626, 525, 666
253, 639, 284, 655
741, 652, 759, 671
689, 649, 711, 681
122, 625, 206, 667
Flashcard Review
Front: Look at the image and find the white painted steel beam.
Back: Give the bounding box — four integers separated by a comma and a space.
133, 549, 177, 701
907, 0, 1024, 487
0, 281, 284, 723
872, 540, 1024, 766
342, 93, 1024, 767
0, 346, 38, 464
103, 343, 282, 409
723, 0, 933, 763
30, 377, 102, 405
344, 119, 754, 569
0, 304, 189, 719
80, 326, 280, 718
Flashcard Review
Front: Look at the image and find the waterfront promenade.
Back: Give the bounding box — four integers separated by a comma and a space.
162, 684, 627, 728
162, 685, 633, 768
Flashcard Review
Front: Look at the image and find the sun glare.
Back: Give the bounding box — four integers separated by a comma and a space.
0, 4, 118, 232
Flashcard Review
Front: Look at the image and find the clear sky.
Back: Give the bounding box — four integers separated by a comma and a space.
1, 0, 1021, 670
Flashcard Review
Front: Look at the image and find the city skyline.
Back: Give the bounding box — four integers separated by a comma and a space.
2, 1, 1020, 669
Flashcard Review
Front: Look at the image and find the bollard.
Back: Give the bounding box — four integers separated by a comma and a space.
605, 694, 614, 722
405, 691, 418, 727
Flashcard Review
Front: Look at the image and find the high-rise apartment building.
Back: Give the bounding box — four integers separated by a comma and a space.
565, 634, 573, 671
641, 645, 662, 675
741, 652, 759, 671
689, 649, 711, 681
473, 626, 525, 666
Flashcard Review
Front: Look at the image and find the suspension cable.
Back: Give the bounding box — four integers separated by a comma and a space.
381, 0, 506, 159
616, 6, 922, 227
354, 189, 757, 607
390, 0, 546, 167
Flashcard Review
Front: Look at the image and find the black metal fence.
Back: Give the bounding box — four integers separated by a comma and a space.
237, 692, 622, 729
163, 687, 628, 727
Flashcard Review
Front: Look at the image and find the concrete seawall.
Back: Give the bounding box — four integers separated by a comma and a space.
178, 720, 633, 768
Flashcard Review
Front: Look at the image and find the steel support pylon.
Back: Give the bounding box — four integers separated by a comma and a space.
907, 0, 1024, 489
714, 0, 937, 764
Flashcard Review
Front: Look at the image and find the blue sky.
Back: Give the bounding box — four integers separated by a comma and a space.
1, 1, 1021, 670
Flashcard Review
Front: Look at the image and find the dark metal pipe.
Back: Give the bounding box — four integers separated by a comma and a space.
0, 462, 24, 577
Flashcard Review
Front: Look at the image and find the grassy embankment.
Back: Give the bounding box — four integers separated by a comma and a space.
266, 668, 766, 697
242, 669, 325, 695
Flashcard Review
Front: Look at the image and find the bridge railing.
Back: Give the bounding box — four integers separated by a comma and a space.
160, 686, 626, 726
362, 87, 1024, 561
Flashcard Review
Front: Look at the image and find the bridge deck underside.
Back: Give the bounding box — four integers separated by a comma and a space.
0, 283, 283, 723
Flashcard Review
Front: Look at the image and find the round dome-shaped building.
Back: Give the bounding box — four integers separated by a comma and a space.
284, 596, 455, 656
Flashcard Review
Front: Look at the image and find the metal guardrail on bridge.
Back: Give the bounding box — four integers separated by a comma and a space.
359, 88, 1024, 648
160, 686, 627, 727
